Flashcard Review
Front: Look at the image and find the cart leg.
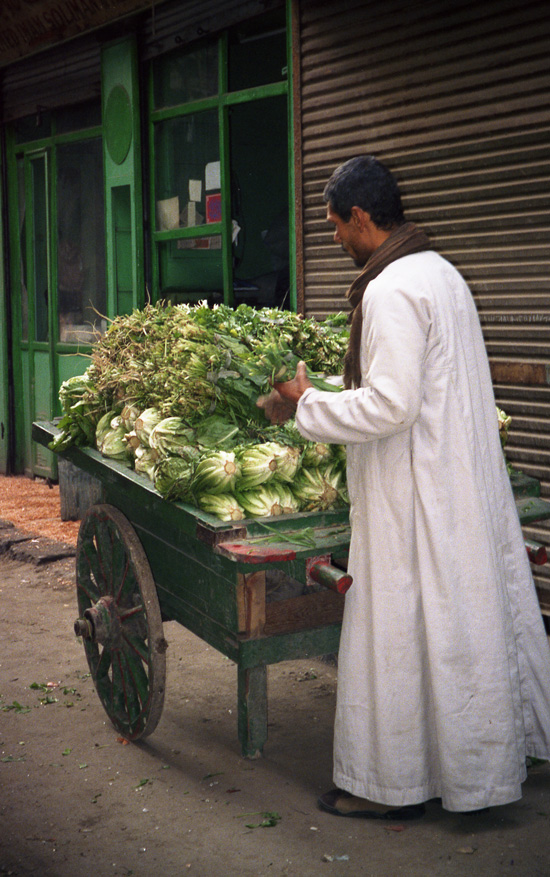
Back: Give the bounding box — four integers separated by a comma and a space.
238, 664, 267, 758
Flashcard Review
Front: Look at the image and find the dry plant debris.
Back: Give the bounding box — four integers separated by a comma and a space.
0, 475, 79, 546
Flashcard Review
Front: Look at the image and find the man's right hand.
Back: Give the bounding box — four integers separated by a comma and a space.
256, 389, 297, 425
256, 361, 312, 425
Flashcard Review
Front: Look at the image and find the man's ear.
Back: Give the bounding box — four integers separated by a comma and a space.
350, 205, 370, 229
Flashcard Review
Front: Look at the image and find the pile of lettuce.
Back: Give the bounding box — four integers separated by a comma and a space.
50, 301, 351, 521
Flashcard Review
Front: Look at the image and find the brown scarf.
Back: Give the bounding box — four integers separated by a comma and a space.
343, 221, 432, 389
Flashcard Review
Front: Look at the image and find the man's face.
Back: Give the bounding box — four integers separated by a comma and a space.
326, 204, 371, 268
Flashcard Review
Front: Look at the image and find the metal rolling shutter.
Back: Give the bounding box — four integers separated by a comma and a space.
299, 0, 550, 602
142, 0, 284, 58
1, 35, 101, 122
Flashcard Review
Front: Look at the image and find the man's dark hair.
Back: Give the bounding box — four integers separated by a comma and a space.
323, 155, 405, 229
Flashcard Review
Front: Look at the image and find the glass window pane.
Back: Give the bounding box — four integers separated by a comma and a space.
230, 95, 289, 308
228, 10, 286, 91
153, 41, 218, 109
56, 100, 102, 134
56, 139, 106, 343
31, 157, 49, 342
15, 112, 52, 144
17, 159, 28, 341
154, 110, 219, 232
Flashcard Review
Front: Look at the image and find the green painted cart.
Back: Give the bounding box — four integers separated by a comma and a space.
33, 420, 353, 757
32, 421, 550, 757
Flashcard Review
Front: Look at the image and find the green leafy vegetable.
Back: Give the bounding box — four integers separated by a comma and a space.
134, 407, 163, 447
134, 446, 159, 481
238, 810, 282, 829
197, 493, 246, 522
238, 485, 285, 518
237, 442, 283, 489
98, 423, 131, 462
192, 450, 240, 495
301, 441, 332, 469
497, 406, 512, 449
153, 456, 195, 501
149, 417, 198, 459
292, 463, 347, 512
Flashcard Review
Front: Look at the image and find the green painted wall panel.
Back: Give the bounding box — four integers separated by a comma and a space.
20, 352, 31, 474
57, 354, 92, 391
32, 349, 53, 475
102, 38, 144, 316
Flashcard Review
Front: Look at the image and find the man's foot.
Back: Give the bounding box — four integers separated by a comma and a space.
318, 789, 426, 820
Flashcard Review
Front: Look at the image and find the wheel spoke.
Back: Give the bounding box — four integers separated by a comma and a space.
121, 628, 149, 664
120, 644, 150, 709
116, 650, 144, 731
118, 604, 144, 622
117, 567, 143, 609
110, 533, 130, 592
96, 646, 112, 679
115, 559, 134, 603
76, 576, 99, 607
77, 542, 104, 603
111, 651, 131, 722
91, 518, 113, 595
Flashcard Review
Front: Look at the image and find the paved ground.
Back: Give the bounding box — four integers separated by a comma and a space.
0, 523, 550, 877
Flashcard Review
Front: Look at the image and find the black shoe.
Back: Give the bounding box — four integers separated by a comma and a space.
318, 789, 426, 820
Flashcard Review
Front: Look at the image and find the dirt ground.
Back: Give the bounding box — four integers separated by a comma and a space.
1, 475, 550, 877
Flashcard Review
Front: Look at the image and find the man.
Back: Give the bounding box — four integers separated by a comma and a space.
258, 155, 550, 819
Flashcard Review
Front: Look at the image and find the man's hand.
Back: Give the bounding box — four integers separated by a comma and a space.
257, 361, 312, 425
256, 390, 296, 425
274, 360, 312, 404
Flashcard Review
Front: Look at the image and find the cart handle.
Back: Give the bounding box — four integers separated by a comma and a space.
308, 561, 352, 594
525, 538, 548, 565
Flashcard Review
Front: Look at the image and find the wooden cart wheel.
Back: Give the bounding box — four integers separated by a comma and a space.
74, 503, 167, 740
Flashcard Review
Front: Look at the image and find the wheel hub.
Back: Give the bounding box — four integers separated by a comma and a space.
74, 596, 121, 647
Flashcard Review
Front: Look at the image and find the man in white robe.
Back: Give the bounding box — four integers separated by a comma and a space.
259, 155, 550, 819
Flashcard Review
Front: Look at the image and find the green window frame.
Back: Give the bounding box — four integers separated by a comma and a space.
148, 8, 296, 310
7, 103, 106, 354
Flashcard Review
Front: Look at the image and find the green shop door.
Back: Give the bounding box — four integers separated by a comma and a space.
11, 115, 106, 478
0, 135, 9, 474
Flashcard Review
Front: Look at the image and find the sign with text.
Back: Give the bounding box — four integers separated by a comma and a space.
0, 0, 165, 67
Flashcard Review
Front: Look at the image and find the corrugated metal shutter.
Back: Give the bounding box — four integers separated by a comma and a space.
142, 0, 284, 58
1, 35, 101, 121
299, 0, 550, 604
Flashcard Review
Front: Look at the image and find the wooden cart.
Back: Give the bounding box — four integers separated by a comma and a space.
33, 420, 354, 757
32, 421, 550, 757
